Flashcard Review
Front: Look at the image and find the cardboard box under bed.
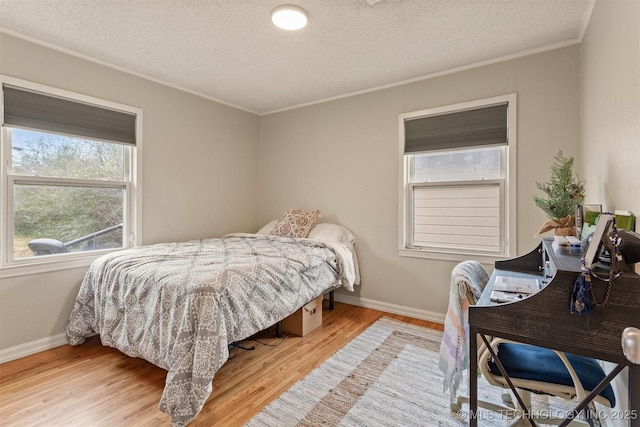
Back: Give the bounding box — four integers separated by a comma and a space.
281, 295, 323, 336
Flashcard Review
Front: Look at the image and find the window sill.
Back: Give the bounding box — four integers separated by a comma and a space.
0, 250, 112, 278
397, 247, 511, 265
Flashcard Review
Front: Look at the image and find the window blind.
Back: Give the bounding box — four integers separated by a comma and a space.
413, 184, 501, 252
2, 84, 136, 145
404, 103, 507, 154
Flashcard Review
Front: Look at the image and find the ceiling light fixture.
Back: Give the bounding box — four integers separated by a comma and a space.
271, 5, 308, 31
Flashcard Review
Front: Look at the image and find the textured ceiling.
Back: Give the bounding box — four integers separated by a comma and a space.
0, 0, 594, 114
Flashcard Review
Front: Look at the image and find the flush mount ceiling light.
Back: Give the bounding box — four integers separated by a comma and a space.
271, 5, 308, 30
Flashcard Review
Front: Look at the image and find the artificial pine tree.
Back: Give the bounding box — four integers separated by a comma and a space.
534, 150, 585, 235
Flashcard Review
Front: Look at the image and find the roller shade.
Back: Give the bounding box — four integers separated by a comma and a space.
3, 84, 136, 145
404, 103, 507, 154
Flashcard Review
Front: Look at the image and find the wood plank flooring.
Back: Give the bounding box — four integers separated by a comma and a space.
0, 302, 443, 426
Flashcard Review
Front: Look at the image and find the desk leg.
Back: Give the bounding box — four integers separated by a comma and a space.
631, 366, 639, 427
470, 327, 478, 427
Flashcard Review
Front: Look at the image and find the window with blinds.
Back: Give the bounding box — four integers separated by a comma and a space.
399, 94, 516, 258
412, 184, 502, 252
1, 76, 142, 275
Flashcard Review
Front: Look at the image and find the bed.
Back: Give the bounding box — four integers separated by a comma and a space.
65, 218, 359, 426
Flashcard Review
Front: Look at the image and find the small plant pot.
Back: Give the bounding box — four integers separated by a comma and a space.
554, 226, 576, 236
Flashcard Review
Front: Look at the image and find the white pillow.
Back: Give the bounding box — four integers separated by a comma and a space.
307, 223, 356, 246
256, 220, 277, 235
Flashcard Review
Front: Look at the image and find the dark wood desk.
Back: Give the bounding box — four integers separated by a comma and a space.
468, 238, 640, 426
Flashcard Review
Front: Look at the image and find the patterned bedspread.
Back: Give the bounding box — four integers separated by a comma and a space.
66, 234, 354, 426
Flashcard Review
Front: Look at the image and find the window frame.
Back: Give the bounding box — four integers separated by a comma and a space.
0, 75, 143, 278
398, 93, 517, 263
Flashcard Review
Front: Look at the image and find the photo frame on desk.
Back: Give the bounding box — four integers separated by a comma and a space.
578, 204, 603, 239
583, 213, 614, 269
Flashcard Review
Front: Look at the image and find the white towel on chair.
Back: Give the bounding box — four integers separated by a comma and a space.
438, 260, 489, 403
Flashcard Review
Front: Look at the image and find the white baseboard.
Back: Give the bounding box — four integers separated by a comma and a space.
0, 333, 67, 364
334, 293, 445, 325
2, 296, 443, 364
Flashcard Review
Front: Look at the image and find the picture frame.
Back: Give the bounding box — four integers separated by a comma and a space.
578, 203, 603, 239
583, 213, 614, 269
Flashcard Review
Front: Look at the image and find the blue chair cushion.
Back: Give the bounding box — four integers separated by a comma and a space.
488, 343, 615, 407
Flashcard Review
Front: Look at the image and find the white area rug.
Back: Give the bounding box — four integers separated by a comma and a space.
246, 317, 578, 426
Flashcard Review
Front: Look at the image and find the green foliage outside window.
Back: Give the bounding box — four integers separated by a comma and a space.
12, 130, 124, 253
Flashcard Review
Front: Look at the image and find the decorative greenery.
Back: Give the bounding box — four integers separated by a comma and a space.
534, 150, 585, 219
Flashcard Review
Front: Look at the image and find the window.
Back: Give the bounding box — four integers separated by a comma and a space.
398, 94, 516, 261
1, 76, 142, 277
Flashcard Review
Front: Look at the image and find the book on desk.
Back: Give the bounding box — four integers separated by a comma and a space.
490, 275, 540, 303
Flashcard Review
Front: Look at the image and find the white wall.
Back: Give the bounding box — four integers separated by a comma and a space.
259, 46, 582, 320
581, 0, 639, 227
0, 33, 261, 354
580, 0, 640, 421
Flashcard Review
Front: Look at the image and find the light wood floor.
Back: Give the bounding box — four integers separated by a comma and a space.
0, 302, 443, 426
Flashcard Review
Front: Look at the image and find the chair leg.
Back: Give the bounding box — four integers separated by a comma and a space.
514, 389, 532, 411
452, 392, 590, 427
451, 395, 517, 417
504, 390, 590, 427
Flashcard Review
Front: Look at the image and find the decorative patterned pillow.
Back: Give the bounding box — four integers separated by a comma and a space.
270, 209, 321, 238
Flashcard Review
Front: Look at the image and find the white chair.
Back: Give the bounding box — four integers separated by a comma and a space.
475, 337, 615, 426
